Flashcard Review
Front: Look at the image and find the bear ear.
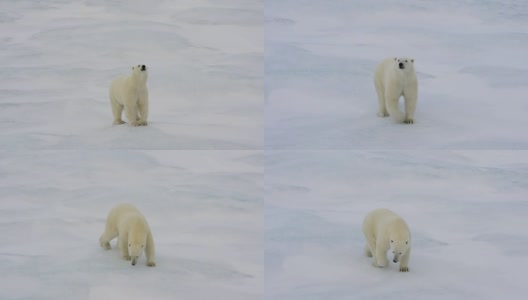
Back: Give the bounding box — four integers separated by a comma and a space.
394, 57, 397, 61
411, 59, 414, 63
132, 66, 134, 70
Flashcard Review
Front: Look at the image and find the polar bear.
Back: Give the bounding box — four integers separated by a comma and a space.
109, 64, 149, 126
99, 203, 156, 267
374, 57, 418, 124
362, 208, 411, 272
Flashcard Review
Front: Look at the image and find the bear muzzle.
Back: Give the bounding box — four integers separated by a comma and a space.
131, 256, 139, 266
398, 63, 404, 69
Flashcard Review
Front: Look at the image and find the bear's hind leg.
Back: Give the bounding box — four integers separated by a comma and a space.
99, 229, 118, 250
110, 98, 125, 125
365, 237, 376, 258
145, 233, 156, 267
364, 244, 372, 257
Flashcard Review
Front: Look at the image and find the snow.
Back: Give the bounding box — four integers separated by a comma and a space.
0, 151, 262, 300
2, 0, 528, 299
265, 0, 528, 149
0, 0, 262, 150
265, 151, 528, 299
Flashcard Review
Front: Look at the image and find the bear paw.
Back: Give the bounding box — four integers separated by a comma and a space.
113, 120, 126, 125
377, 112, 389, 117
100, 241, 111, 250
147, 261, 156, 267
372, 261, 386, 268
403, 118, 414, 124
131, 121, 148, 127
399, 266, 409, 272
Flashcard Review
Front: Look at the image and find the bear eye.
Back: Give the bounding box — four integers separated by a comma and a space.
399, 253, 402, 255
405, 60, 408, 62
392, 251, 394, 253
128, 244, 131, 247
406, 241, 408, 244
141, 245, 144, 248
391, 240, 393, 243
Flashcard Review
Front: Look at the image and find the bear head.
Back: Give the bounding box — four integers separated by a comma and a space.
388, 226, 410, 263
127, 233, 147, 266
131, 64, 148, 82
393, 57, 414, 71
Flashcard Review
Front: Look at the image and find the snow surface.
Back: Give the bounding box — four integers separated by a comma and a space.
265, 0, 528, 149
265, 151, 528, 299
3, 1, 528, 300
0, 0, 262, 150
0, 151, 262, 300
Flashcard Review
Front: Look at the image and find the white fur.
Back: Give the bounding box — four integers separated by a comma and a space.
362, 208, 411, 272
109, 65, 149, 126
99, 203, 156, 267
373, 57, 418, 124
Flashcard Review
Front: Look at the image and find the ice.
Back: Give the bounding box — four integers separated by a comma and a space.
264, 151, 528, 299
0, 150, 263, 300
0, 0, 262, 150
265, 0, 528, 149
3, 0, 528, 299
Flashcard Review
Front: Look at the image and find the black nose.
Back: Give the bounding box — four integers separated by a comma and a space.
399, 63, 404, 69
393, 259, 397, 263
141, 65, 146, 71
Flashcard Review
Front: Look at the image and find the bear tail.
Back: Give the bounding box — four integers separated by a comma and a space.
386, 99, 406, 123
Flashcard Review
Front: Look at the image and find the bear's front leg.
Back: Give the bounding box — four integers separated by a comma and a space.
124, 104, 141, 127
374, 242, 388, 267
399, 248, 411, 272
118, 232, 130, 260
403, 88, 417, 124
137, 93, 149, 126
375, 90, 389, 117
